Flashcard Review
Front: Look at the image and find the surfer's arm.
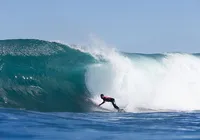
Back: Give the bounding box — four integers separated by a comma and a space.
99, 101, 105, 106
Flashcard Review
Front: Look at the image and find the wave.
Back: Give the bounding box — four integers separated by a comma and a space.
0, 39, 96, 112
1, 39, 200, 112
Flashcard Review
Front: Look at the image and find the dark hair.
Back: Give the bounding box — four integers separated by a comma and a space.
100, 94, 104, 97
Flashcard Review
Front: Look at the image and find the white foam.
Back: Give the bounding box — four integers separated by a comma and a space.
70, 37, 200, 112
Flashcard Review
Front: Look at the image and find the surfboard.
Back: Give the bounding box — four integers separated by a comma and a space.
90, 100, 126, 113
97, 106, 126, 113
118, 108, 126, 113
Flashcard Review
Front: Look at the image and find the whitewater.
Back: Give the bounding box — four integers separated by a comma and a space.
75, 39, 200, 112
87, 51, 200, 112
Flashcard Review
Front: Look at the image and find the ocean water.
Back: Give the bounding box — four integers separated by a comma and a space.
0, 39, 200, 139
1, 109, 200, 140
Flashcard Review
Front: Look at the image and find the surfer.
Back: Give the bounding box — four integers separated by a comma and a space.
98, 94, 120, 111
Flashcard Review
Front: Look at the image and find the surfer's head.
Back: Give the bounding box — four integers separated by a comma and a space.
100, 94, 104, 98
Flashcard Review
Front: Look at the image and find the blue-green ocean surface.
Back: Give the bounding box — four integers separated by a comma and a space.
1, 108, 200, 140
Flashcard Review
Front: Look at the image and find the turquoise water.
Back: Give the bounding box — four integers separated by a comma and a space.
0, 39, 95, 112
1, 39, 200, 139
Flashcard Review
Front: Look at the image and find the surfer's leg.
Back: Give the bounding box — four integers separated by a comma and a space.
112, 101, 119, 110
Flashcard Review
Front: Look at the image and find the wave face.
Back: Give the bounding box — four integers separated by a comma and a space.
1, 39, 200, 112
0, 39, 95, 112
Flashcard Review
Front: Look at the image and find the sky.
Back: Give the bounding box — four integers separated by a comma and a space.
0, 0, 200, 53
